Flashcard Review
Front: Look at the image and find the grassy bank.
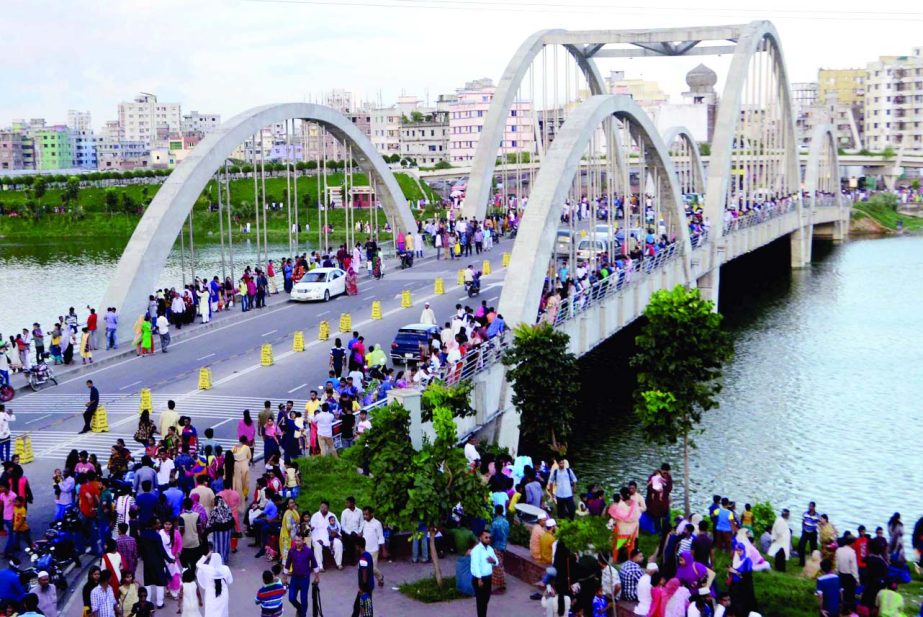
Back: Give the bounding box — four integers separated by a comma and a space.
851, 194, 923, 233
0, 172, 441, 243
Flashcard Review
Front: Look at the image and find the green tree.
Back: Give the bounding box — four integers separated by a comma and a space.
33, 176, 47, 199
433, 160, 452, 170
421, 381, 474, 422
119, 191, 136, 214
63, 176, 80, 203
360, 402, 416, 527
881, 145, 896, 160
630, 285, 733, 515
410, 110, 425, 123
699, 143, 711, 156
104, 188, 119, 214
555, 515, 612, 560
502, 323, 580, 455
405, 407, 489, 586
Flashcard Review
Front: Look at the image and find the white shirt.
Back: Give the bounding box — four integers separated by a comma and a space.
348, 370, 365, 389
313, 411, 335, 438
156, 315, 169, 333
464, 443, 479, 464
361, 517, 385, 551
310, 510, 339, 536
155, 458, 175, 485
633, 574, 652, 615
420, 308, 437, 325
341, 507, 363, 535
356, 419, 372, 434
0, 410, 15, 439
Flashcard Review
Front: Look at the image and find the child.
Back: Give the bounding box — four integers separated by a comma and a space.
282, 462, 300, 499
592, 585, 610, 617
129, 587, 156, 617
177, 568, 202, 617
5, 496, 30, 558
741, 503, 754, 535
255, 569, 286, 617
649, 469, 665, 494
119, 571, 140, 617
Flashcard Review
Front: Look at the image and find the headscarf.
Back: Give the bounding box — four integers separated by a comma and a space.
208, 553, 231, 580
190, 493, 208, 526
675, 550, 706, 586
208, 496, 234, 528
662, 577, 681, 602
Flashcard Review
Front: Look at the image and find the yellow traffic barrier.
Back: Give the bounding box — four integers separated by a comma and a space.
580, 229, 587, 238
139, 387, 152, 414
371, 301, 382, 320
261, 343, 274, 367
457, 269, 465, 285
482, 260, 491, 276
91, 406, 109, 433
401, 290, 412, 308
339, 313, 352, 333
198, 367, 213, 390
318, 320, 330, 341
14, 434, 33, 464
502, 252, 511, 267
434, 277, 445, 295
293, 330, 305, 352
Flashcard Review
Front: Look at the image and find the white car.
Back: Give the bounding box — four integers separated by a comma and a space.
290, 267, 347, 302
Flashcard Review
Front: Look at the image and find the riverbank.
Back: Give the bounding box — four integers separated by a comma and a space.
850, 196, 923, 234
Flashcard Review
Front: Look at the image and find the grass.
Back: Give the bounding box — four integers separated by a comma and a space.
399, 576, 465, 603
852, 195, 923, 233
295, 453, 373, 514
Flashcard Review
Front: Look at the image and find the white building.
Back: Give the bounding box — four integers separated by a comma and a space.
181, 111, 221, 137
118, 93, 182, 146
67, 110, 93, 132
865, 48, 923, 151
371, 107, 402, 157
448, 78, 533, 164
399, 111, 449, 166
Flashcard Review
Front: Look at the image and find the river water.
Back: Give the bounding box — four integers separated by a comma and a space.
570, 234, 923, 536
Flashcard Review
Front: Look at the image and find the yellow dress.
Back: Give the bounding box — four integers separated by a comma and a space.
80, 332, 92, 360
232, 444, 251, 502
279, 507, 299, 563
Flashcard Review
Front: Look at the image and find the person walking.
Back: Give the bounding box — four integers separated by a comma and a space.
471, 528, 498, 617
767, 508, 791, 572
284, 535, 319, 617
80, 327, 93, 364
353, 537, 375, 617
0, 404, 15, 462
156, 313, 170, 353
87, 309, 99, 351
139, 519, 172, 609
81, 380, 99, 434
549, 457, 577, 520
104, 307, 119, 351
196, 549, 233, 617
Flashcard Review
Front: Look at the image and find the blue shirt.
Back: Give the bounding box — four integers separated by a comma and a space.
136, 492, 158, 525
715, 507, 734, 532
263, 500, 279, 521
803, 510, 820, 533
490, 516, 509, 551
816, 573, 840, 615
164, 487, 185, 518
0, 568, 26, 603
470, 542, 497, 578
550, 467, 576, 499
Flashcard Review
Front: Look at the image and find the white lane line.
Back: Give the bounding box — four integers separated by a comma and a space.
118, 380, 141, 390
25, 414, 51, 424
209, 417, 236, 429
197, 353, 216, 361
317, 311, 330, 316
261, 329, 278, 337
287, 383, 307, 394
487, 296, 499, 302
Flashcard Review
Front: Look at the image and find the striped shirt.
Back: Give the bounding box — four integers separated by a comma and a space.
255, 581, 287, 617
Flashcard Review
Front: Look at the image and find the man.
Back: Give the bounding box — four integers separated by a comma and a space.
191, 475, 215, 514
90, 570, 117, 617
618, 548, 644, 602
134, 481, 158, 528
17, 593, 44, 617
313, 404, 336, 457
255, 569, 286, 617
310, 502, 343, 571
598, 553, 619, 603
178, 498, 203, 568
78, 471, 102, 556
354, 537, 375, 617
104, 308, 119, 351
155, 450, 175, 492
489, 505, 509, 593
156, 312, 170, 353
30, 572, 56, 617
816, 558, 841, 617
634, 561, 658, 616
81, 380, 99, 434
31, 324, 45, 361
361, 506, 385, 587
86, 310, 98, 351
767, 508, 792, 572
799, 501, 820, 566
341, 496, 363, 565
530, 511, 548, 561
854, 525, 869, 582
714, 497, 735, 552
836, 535, 860, 611
691, 519, 714, 567
159, 400, 180, 438
131, 456, 157, 495
115, 523, 138, 577
523, 470, 543, 508
163, 481, 184, 519
538, 518, 556, 564
253, 491, 281, 558
470, 529, 498, 617
53, 469, 74, 521
419, 302, 437, 325
464, 435, 480, 466
875, 580, 905, 617
0, 405, 15, 463
258, 400, 274, 437
549, 457, 577, 520
284, 535, 319, 617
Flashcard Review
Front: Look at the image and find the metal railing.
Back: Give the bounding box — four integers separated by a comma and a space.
723, 200, 797, 234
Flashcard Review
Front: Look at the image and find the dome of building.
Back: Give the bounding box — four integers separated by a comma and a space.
686, 63, 717, 89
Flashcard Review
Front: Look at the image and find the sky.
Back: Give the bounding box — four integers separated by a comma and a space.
3, 0, 923, 129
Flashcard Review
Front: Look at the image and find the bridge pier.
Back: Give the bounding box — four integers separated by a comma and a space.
790, 224, 813, 268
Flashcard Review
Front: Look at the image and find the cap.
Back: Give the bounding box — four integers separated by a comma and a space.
645, 562, 659, 572
425, 302, 430, 306
537, 510, 548, 520
37, 571, 49, 579
545, 518, 556, 528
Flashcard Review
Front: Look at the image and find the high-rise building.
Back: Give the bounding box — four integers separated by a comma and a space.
400, 111, 450, 166
67, 110, 93, 132
606, 70, 669, 108
448, 78, 534, 164
70, 129, 100, 169
818, 69, 866, 107
33, 125, 74, 170
0, 131, 24, 171
864, 50, 923, 151
118, 93, 182, 146
181, 111, 221, 138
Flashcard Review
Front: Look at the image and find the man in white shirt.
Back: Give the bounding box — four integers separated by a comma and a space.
464, 435, 480, 466
419, 303, 437, 326
835, 535, 860, 611
309, 501, 343, 570
155, 314, 170, 353
361, 506, 386, 587
0, 404, 15, 462
312, 403, 336, 457
340, 496, 363, 565
355, 410, 372, 435
155, 449, 175, 490
470, 529, 498, 617
633, 562, 658, 615
347, 369, 365, 390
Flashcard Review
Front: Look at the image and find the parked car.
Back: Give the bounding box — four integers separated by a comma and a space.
390, 323, 440, 363
290, 267, 346, 302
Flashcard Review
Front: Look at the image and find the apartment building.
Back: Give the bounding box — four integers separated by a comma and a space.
400, 111, 449, 166
865, 49, 923, 151
447, 78, 533, 164
118, 93, 182, 145
181, 111, 221, 138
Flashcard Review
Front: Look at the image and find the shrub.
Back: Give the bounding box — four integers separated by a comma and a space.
398, 576, 464, 602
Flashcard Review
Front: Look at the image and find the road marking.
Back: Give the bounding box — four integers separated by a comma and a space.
25, 414, 51, 424
261, 329, 278, 337
287, 383, 307, 394
209, 417, 236, 429
197, 353, 216, 361
487, 296, 499, 302
118, 380, 141, 391
318, 311, 330, 316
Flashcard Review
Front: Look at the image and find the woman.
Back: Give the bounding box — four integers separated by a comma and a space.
160, 518, 183, 598
139, 519, 171, 609
675, 550, 714, 591
134, 410, 157, 445
372, 252, 383, 279
231, 437, 252, 502
728, 541, 756, 617
140, 317, 153, 356
607, 486, 639, 560
329, 339, 346, 379
279, 498, 300, 564
100, 538, 123, 597
81, 566, 101, 617
195, 550, 233, 617
818, 514, 838, 565
206, 496, 235, 566
345, 266, 359, 296
60, 326, 74, 365
118, 571, 140, 617
541, 291, 561, 325
80, 327, 93, 364
216, 481, 241, 555
888, 512, 906, 565
262, 418, 280, 463
237, 409, 255, 448
735, 528, 770, 572
662, 577, 690, 617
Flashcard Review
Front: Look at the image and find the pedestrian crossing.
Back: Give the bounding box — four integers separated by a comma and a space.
26, 430, 243, 460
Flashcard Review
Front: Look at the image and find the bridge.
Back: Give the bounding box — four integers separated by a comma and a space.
68, 21, 850, 449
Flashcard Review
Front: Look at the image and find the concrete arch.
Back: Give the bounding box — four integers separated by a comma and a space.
461, 30, 609, 220
662, 126, 706, 196
497, 94, 691, 327
101, 103, 415, 340
703, 20, 800, 236
804, 124, 840, 204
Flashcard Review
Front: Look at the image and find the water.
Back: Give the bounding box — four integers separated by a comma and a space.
570, 234, 923, 535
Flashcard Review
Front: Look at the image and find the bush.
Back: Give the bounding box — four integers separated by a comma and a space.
508, 520, 530, 547
398, 576, 464, 602
295, 454, 373, 514
749, 501, 776, 535
421, 381, 474, 422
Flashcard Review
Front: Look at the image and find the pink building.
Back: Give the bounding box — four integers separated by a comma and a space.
448, 78, 534, 164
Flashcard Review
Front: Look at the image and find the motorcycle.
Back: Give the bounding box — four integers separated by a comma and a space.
465, 273, 482, 297
24, 539, 69, 591
25, 353, 57, 392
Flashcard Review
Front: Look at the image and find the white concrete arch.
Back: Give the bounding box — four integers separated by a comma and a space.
101, 103, 415, 340
497, 94, 691, 328
804, 124, 840, 204
662, 126, 707, 196
461, 30, 609, 220
703, 20, 800, 236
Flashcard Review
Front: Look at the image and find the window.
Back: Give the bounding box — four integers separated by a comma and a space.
511, 110, 517, 117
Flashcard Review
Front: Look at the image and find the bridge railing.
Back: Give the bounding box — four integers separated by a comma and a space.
723, 201, 796, 235
814, 195, 840, 208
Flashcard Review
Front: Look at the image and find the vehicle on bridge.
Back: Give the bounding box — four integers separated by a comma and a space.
555, 229, 574, 256
290, 267, 347, 302
390, 323, 439, 363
